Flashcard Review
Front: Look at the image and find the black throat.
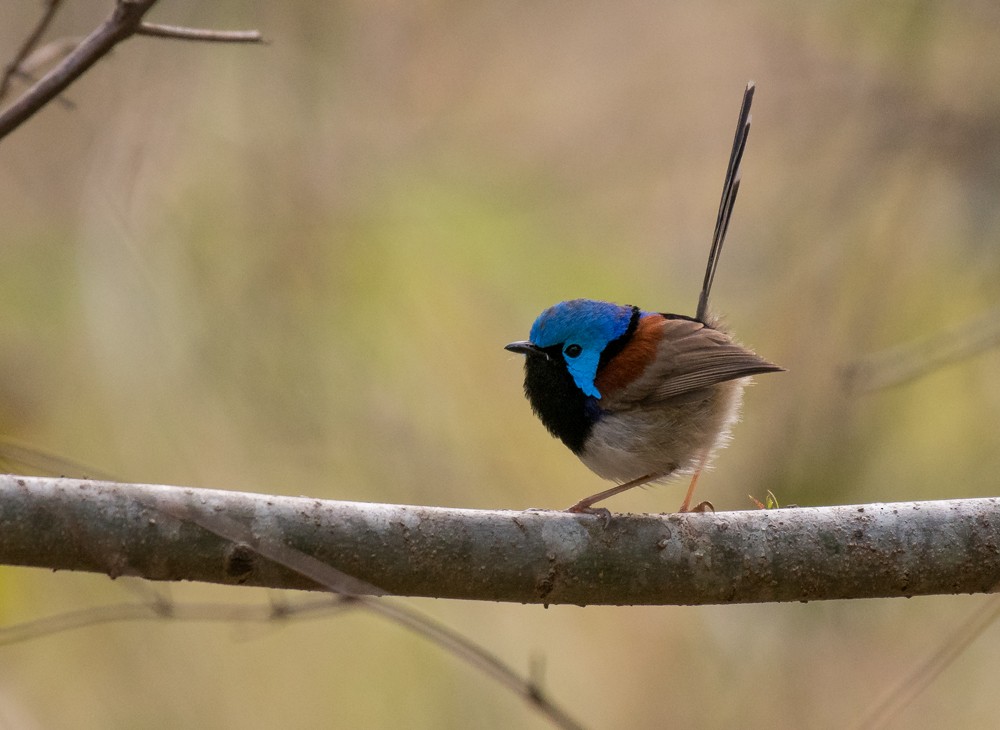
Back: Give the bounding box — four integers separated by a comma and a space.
521, 347, 595, 454
519, 307, 641, 454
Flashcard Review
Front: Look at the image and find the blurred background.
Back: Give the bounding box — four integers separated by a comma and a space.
3, 1, 1000, 727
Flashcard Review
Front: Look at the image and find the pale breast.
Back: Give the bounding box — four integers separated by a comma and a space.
578, 377, 748, 483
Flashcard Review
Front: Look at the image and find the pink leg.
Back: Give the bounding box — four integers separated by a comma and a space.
678, 452, 712, 513
566, 473, 657, 514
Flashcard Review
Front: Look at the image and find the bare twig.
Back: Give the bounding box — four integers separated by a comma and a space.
0, 0, 159, 140
0, 0, 66, 103
136, 22, 265, 44
14, 36, 83, 78
6, 37, 84, 111
0, 595, 354, 645
0, 0, 160, 139
0, 589, 584, 729
363, 599, 584, 730
0, 438, 117, 481
0, 0, 264, 141
855, 593, 1000, 729
843, 305, 1000, 393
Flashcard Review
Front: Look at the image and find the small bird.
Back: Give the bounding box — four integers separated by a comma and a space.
506, 82, 783, 515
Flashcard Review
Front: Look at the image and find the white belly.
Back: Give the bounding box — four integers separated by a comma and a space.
578, 379, 747, 483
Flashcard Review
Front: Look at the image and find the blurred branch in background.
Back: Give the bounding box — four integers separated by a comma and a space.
0, 592, 357, 645
857, 592, 1000, 730
2, 475, 998, 605
0, 591, 585, 730
0, 0, 263, 141
843, 305, 1000, 394
0, 0, 66, 104
0, 438, 118, 480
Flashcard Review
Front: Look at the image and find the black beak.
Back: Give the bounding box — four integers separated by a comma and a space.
505, 340, 545, 357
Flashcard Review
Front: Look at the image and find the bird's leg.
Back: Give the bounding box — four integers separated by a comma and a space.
565, 473, 657, 515
678, 452, 714, 513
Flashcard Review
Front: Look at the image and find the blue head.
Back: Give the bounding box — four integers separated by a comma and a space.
506, 299, 642, 453
523, 299, 635, 398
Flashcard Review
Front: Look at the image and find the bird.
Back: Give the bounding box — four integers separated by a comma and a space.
505, 82, 783, 515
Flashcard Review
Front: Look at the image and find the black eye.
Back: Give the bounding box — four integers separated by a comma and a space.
564, 344, 582, 358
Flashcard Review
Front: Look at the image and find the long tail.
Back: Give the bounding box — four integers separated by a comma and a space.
696, 81, 754, 323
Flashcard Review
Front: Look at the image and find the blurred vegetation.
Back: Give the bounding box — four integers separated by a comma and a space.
3, 1, 1000, 728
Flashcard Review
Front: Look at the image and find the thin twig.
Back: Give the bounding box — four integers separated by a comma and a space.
11, 36, 87, 111
0, 1, 265, 141
855, 593, 1000, 729
0, 0, 160, 141
843, 305, 1000, 393
0, 0, 66, 103
0, 438, 117, 481
136, 22, 265, 44
0, 589, 584, 728
364, 599, 585, 730
0, 596, 354, 645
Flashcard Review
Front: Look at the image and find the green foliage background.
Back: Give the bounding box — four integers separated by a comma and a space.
2, 2, 1000, 727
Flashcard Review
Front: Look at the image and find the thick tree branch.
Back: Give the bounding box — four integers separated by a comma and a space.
1, 474, 997, 605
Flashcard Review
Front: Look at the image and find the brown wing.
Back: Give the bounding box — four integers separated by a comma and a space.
608, 317, 782, 406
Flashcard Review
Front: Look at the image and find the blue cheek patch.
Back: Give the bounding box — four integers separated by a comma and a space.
566, 352, 603, 398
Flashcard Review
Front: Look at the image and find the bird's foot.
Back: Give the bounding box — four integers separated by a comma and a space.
565, 503, 613, 527
679, 500, 715, 513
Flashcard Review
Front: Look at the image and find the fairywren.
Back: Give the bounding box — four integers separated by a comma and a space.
506, 83, 783, 514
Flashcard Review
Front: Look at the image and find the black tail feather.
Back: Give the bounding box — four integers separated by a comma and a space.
696, 81, 754, 323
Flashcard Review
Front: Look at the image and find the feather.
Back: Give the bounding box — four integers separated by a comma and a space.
604, 317, 782, 407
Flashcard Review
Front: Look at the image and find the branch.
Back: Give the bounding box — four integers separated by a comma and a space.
843, 305, 1000, 393
2, 475, 998, 605
136, 22, 264, 44
0, 0, 264, 141
0, 595, 353, 645
0, 0, 66, 103
857, 593, 1000, 728
0, 0, 159, 140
